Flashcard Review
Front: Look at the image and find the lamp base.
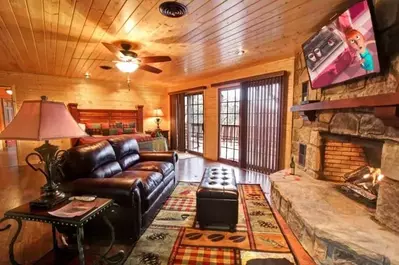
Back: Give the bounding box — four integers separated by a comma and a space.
30, 191, 67, 210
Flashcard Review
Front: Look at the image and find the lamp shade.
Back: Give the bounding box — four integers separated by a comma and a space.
153, 108, 164, 117
0, 98, 88, 140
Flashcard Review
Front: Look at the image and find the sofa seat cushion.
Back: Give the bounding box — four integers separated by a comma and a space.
124, 170, 163, 197
129, 161, 173, 179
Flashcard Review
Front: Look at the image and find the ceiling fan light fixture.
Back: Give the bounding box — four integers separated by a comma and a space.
159, 1, 188, 18
115, 62, 139, 73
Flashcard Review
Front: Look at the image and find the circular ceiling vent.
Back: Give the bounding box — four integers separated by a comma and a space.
100, 65, 112, 70
159, 1, 188, 18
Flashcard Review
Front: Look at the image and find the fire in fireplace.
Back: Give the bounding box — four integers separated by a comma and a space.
320, 133, 385, 206
341, 166, 384, 204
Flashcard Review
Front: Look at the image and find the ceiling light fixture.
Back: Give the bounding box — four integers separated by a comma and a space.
5, 88, 12, 95
115, 62, 139, 73
237, 50, 246, 56
84, 72, 91, 79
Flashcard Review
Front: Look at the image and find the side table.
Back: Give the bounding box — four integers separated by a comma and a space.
0, 198, 124, 265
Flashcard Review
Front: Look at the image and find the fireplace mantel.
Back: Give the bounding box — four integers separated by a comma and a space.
291, 92, 399, 127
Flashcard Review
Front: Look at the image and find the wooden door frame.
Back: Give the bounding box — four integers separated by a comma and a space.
216, 73, 287, 172
185, 92, 205, 155
0, 85, 16, 151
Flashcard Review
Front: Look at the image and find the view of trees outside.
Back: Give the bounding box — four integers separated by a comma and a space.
219, 88, 240, 162
185, 93, 204, 154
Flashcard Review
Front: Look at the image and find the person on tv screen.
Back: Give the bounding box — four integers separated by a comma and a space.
345, 29, 375, 72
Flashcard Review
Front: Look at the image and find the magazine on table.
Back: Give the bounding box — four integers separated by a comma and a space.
48, 200, 96, 218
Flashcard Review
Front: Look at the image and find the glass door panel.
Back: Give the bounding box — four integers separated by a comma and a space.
219, 87, 240, 163
185, 93, 204, 154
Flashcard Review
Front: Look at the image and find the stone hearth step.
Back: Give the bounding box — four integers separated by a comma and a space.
269, 170, 398, 265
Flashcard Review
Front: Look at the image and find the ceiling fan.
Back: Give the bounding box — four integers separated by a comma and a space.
102, 41, 171, 74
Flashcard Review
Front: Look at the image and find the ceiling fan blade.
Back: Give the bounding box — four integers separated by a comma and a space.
139, 64, 162, 74
102, 42, 124, 59
140, 56, 171, 64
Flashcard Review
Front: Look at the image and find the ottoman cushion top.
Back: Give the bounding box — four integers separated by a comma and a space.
197, 167, 238, 199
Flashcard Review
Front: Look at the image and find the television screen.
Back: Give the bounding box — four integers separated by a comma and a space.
302, 0, 380, 89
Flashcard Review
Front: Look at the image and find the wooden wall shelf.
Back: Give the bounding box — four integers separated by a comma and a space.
291, 92, 399, 127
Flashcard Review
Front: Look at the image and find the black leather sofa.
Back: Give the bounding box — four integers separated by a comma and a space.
60, 136, 178, 240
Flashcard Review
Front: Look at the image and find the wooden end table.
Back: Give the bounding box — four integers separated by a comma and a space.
0, 198, 124, 265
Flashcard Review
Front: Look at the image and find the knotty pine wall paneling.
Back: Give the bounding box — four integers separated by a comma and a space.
0, 71, 169, 165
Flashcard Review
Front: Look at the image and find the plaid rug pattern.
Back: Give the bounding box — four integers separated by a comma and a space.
173, 247, 236, 265
126, 180, 296, 265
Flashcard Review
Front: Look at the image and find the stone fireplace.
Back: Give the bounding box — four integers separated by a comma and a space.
269, 1, 399, 264
281, 106, 399, 265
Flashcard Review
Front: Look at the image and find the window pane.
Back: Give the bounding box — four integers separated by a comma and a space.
235, 89, 240, 101
220, 113, 228, 125
234, 103, 240, 114
228, 90, 235, 101
199, 105, 203, 114
221, 103, 228, 113
227, 102, 235, 113
219, 88, 240, 163
221, 91, 228, 102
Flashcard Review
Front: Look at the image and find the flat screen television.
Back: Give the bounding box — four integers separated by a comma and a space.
302, 0, 380, 89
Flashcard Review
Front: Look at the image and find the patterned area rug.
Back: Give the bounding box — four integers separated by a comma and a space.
125, 182, 296, 265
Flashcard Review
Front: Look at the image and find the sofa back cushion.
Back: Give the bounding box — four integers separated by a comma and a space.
62, 140, 122, 181
107, 136, 140, 170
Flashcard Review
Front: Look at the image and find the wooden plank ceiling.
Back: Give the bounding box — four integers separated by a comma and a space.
0, 0, 355, 86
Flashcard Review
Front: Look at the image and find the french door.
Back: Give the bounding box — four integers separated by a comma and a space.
219, 87, 240, 164
218, 76, 284, 174
185, 93, 204, 154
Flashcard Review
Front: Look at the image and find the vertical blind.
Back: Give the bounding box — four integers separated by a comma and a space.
241, 76, 284, 174
169, 93, 185, 151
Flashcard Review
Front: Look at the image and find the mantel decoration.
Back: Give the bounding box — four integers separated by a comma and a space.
0, 96, 88, 208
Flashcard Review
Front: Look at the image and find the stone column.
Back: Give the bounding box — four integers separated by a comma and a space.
376, 140, 399, 232
376, 177, 399, 233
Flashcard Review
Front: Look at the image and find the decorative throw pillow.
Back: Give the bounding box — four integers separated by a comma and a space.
109, 128, 118, 135
86, 123, 101, 129
123, 122, 136, 128
123, 127, 137, 134
85, 123, 101, 135
117, 128, 123, 135
101, 123, 110, 129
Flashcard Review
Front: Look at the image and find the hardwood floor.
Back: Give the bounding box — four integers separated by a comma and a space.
0, 155, 313, 265
0, 146, 18, 168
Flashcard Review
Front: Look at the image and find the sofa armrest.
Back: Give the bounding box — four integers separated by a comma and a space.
63, 178, 141, 207
139, 151, 178, 166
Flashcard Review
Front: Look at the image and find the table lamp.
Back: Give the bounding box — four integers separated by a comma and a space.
153, 108, 164, 129
0, 96, 88, 208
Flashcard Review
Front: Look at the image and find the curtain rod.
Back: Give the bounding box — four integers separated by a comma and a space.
210, 71, 286, 87
168, 86, 207, 95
